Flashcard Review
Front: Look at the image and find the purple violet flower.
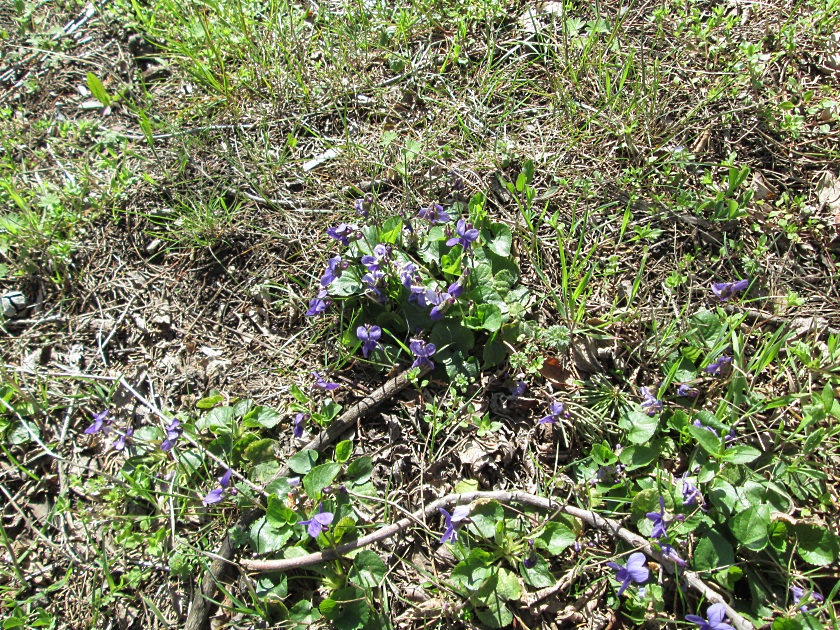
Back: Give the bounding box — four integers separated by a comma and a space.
160, 419, 182, 452
705, 355, 732, 376
305, 289, 331, 317
85, 410, 111, 435
440, 505, 472, 544
677, 383, 698, 398
399, 263, 418, 290
298, 503, 334, 538
361, 243, 390, 272
447, 275, 466, 298
606, 552, 649, 596
681, 472, 703, 506
523, 539, 537, 569
446, 219, 479, 251
357, 324, 382, 358
203, 468, 233, 506
327, 223, 357, 246
660, 544, 688, 567
538, 401, 569, 425
511, 381, 527, 397
640, 387, 664, 416
418, 204, 451, 224
313, 371, 339, 391
320, 256, 348, 287
790, 585, 824, 612
686, 603, 736, 630
293, 413, 308, 439
113, 427, 133, 452
362, 269, 387, 304
426, 288, 456, 321
410, 338, 436, 370
354, 194, 373, 217
646, 496, 668, 538
711, 279, 749, 301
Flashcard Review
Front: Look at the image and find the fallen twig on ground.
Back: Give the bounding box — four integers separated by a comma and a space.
183, 367, 427, 630
241, 490, 753, 630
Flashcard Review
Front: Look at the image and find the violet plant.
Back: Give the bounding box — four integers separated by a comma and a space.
304, 188, 531, 382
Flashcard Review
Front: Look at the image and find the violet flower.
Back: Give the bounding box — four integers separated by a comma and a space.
293, 413, 308, 439
711, 279, 749, 301
313, 371, 339, 391
418, 204, 451, 224
681, 472, 703, 506
85, 410, 111, 435
362, 269, 386, 303
320, 256, 347, 287
538, 401, 569, 425
113, 427, 133, 452
305, 289, 331, 316
298, 503, 334, 538
640, 387, 663, 416
357, 324, 382, 358
511, 381, 527, 397
426, 288, 456, 321
160, 419, 182, 451
203, 468, 233, 506
705, 355, 732, 376
399, 262, 418, 290
354, 194, 372, 217
677, 383, 698, 398
361, 243, 390, 272
646, 496, 667, 538
790, 585, 824, 612
523, 539, 537, 569
446, 219, 479, 251
439, 505, 472, 543
409, 338, 436, 370
686, 603, 735, 630
326, 223, 357, 246
606, 552, 649, 596
660, 544, 688, 567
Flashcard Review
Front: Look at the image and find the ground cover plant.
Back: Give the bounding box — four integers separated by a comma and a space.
1, 0, 839, 628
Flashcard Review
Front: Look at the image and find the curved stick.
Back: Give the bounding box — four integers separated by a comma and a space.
184, 368, 426, 630
240, 491, 753, 630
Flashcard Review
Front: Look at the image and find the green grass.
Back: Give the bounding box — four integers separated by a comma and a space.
1, 0, 839, 628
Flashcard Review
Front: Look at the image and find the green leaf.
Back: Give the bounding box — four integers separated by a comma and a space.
451, 549, 492, 590
303, 462, 341, 499
454, 478, 479, 494
335, 440, 353, 464
486, 223, 512, 257
86, 72, 110, 106
249, 516, 294, 554
772, 619, 803, 630
619, 444, 658, 470
289, 600, 321, 624
266, 497, 299, 526
693, 530, 735, 572
476, 303, 503, 331
255, 572, 288, 600
521, 554, 555, 588
687, 423, 723, 455
474, 572, 515, 629
319, 586, 370, 630
288, 450, 318, 474
618, 410, 659, 445
468, 501, 504, 539
332, 515, 357, 544
536, 520, 577, 555
378, 216, 403, 244
349, 550, 387, 588
289, 384, 308, 404
346, 456, 373, 483
794, 523, 840, 566
719, 445, 761, 464
196, 394, 224, 409
196, 405, 234, 432
243, 438, 277, 463
242, 405, 282, 429
482, 338, 508, 368
730, 504, 771, 551
590, 443, 618, 466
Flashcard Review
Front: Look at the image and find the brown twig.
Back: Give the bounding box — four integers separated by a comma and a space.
183, 367, 427, 630
240, 491, 753, 630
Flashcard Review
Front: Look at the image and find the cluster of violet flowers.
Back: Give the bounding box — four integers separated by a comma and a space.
303, 191, 481, 370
